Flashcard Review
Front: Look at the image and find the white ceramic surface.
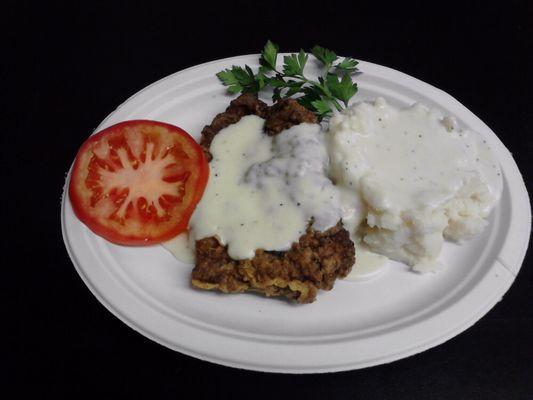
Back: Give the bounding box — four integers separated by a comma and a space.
61, 55, 531, 373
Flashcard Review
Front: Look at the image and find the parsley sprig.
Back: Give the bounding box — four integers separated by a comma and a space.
216, 41, 360, 120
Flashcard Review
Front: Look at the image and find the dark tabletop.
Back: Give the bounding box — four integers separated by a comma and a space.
8, 1, 532, 398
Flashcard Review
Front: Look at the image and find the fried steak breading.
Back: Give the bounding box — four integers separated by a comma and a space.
264, 96, 318, 135
193, 223, 354, 303
192, 93, 355, 303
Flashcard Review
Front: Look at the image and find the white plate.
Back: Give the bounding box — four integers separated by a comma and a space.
61, 55, 531, 373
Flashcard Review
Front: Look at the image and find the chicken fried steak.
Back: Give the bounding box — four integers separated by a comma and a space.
191, 93, 355, 303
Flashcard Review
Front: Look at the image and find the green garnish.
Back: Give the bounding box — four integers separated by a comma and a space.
216, 41, 360, 120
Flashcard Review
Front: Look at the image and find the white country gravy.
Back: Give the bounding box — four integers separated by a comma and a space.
187, 115, 343, 260
163, 232, 195, 263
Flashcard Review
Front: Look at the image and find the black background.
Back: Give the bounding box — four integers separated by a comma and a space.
7, 1, 532, 398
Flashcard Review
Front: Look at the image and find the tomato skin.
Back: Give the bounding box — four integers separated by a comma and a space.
69, 120, 209, 246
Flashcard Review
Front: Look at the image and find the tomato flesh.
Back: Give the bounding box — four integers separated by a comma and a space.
69, 120, 208, 245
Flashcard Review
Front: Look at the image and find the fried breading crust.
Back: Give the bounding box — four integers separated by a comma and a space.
264, 97, 318, 135
193, 93, 354, 303
192, 224, 354, 303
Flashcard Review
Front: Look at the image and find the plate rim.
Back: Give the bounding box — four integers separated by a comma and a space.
61, 55, 531, 373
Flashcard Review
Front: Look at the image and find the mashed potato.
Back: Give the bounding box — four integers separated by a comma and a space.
328, 98, 502, 272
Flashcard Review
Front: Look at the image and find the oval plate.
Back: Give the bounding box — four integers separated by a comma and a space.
61, 55, 531, 373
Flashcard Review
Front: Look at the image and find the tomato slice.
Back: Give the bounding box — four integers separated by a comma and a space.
69, 120, 209, 245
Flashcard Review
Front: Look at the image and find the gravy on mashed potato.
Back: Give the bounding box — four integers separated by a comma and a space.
328, 97, 502, 272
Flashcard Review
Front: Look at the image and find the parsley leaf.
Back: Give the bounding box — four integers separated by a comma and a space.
260, 40, 279, 71
216, 66, 262, 93
311, 99, 332, 117
282, 50, 308, 76
335, 57, 359, 73
298, 50, 308, 72
311, 45, 337, 67
216, 68, 243, 94
231, 66, 254, 86
282, 54, 301, 76
326, 73, 358, 107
